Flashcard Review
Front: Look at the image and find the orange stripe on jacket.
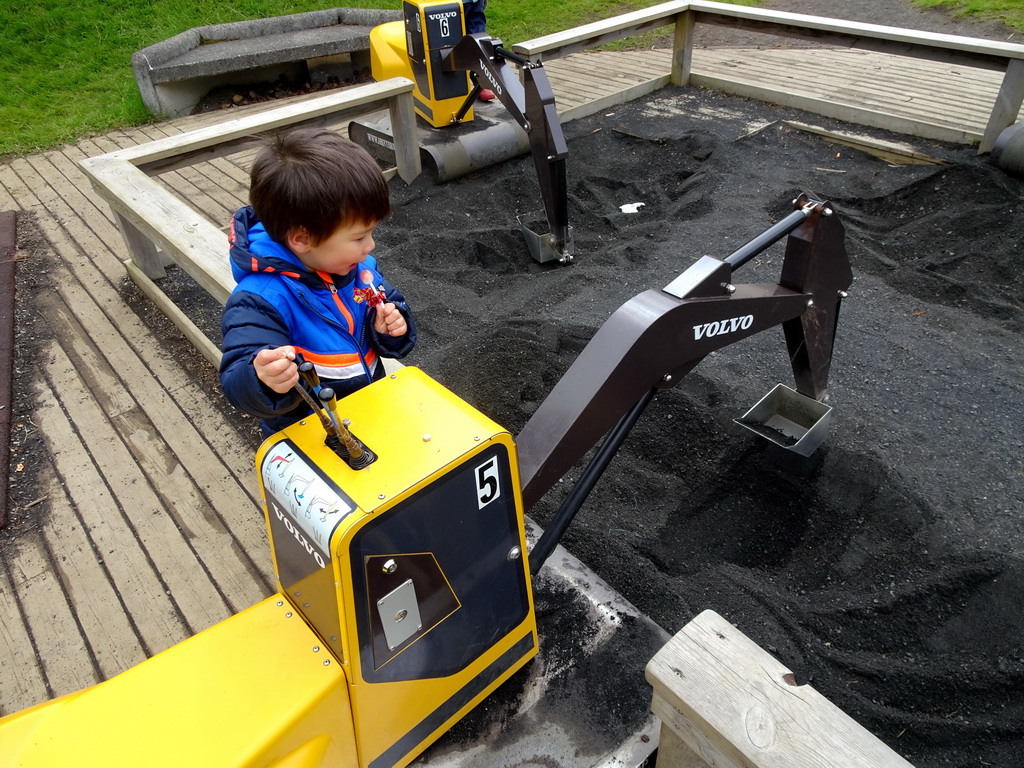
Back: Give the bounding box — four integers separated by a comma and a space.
296, 348, 377, 369
316, 270, 356, 333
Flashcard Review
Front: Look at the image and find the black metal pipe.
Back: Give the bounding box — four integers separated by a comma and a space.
494, 46, 532, 67
724, 207, 810, 270
529, 388, 657, 574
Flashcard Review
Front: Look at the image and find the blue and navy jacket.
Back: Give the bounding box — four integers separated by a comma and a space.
219, 206, 416, 437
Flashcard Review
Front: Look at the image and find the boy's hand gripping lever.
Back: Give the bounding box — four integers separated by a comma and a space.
318, 387, 376, 469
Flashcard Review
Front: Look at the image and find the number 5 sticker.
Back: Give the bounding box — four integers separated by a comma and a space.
475, 456, 501, 509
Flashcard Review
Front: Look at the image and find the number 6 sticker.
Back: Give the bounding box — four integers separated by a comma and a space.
475, 456, 501, 509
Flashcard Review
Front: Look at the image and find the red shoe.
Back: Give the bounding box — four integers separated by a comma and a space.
479, 88, 496, 102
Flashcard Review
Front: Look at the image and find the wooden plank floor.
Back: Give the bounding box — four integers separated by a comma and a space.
0, 45, 1015, 718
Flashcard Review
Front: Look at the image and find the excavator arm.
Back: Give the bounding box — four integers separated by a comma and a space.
441, 34, 573, 263
518, 196, 854, 570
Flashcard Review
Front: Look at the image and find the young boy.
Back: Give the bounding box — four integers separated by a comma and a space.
219, 128, 416, 438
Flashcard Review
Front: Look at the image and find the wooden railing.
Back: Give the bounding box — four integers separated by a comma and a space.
78, 78, 420, 366
512, 0, 1024, 153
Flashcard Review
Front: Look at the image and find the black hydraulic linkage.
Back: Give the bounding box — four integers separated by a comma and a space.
529, 388, 656, 573
724, 199, 817, 269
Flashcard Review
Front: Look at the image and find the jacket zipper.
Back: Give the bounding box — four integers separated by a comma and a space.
298, 283, 375, 384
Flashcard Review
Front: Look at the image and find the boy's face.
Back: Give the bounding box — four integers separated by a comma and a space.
288, 219, 378, 275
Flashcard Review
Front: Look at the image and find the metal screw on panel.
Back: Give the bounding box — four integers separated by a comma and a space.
722, 283, 736, 294
823, 207, 834, 216
507, 546, 522, 561
662, 374, 672, 383
323, 660, 331, 666
378, 493, 386, 500
806, 299, 815, 309
390, 374, 397, 379
277, 600, 283, 607
382, 558, 398, 574
313, 646, 320, 653
838, 290, 849, 298
423, 434, 432, 442
286, 612, 293, 618
395, 609, 408, 623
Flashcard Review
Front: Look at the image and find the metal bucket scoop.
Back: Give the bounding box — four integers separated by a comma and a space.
735, 384, 833, 457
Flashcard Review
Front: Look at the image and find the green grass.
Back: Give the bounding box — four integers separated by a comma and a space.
1, 0, 405, 158
1, 0, 1020, 159
0, 0, 695, 158
911, 0, 1024, 33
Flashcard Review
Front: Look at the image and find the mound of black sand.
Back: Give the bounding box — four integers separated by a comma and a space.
371, 86, 1023, 768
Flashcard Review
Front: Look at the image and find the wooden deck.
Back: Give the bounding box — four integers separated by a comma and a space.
0, 44, 1018, 718
548, 47, 1020, 140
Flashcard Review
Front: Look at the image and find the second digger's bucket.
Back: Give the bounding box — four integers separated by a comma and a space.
735, 384, 832, 457
519, 213, 573, 264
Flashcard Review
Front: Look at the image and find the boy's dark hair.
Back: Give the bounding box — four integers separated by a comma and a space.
249, 128, 392, 244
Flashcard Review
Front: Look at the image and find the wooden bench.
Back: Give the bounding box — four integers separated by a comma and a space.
646, 610, 915, 767
132, 8, 400, 118
78, 78, 421, 367
512, 0, 1024, 153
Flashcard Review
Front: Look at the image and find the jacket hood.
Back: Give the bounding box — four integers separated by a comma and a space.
229, 206, 357, 290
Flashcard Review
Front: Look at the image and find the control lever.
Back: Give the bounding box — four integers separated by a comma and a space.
291, 354, 376, 469
319, 387, 376, 470
290, 373, 336, 437
297, 357, 321, 390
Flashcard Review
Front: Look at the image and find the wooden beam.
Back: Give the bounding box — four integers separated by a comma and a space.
103, 78, 418, 168
125, 260, 223, 369
511, 0, 689, 60
388, 88, 423, 183
671, 11, 695, 87
79, 156, 233, 304
687, 0, 1024, 63
980, 58, 1024, 153
512, 0, 1024, 68
692, 12, 1013, 70
113, 212, 171, 280
647, 609, 915, 768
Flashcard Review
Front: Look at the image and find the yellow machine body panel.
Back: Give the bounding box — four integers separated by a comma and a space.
370, 0, 474, 127
0, 368, 535, 768
257, 366, 538, 768
0, 597, 356, 768
370, 21, 413, 82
